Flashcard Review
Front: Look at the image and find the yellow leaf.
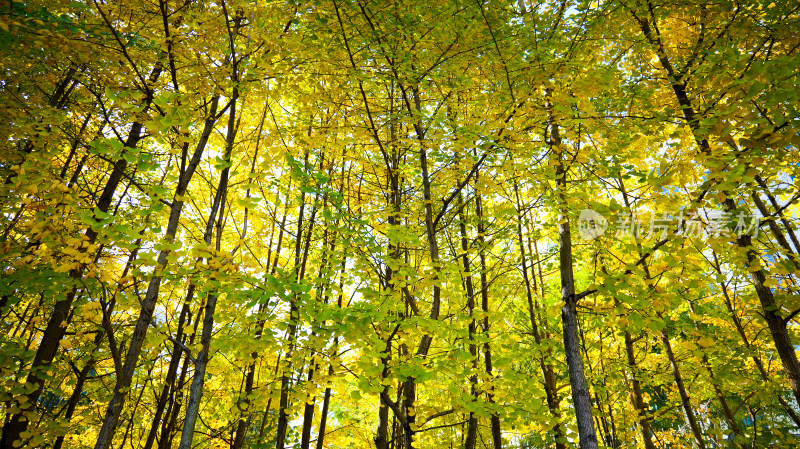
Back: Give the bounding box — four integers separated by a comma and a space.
697, 337, 714, 348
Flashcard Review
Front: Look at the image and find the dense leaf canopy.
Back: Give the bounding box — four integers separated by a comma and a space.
1, 0, 799, 448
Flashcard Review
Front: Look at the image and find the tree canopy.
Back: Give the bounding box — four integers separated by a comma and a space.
1, 0, 800, 448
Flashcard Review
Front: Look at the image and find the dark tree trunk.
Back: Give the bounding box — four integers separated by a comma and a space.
299, 364, 317, 449
458, 197, 479, 449
0, 62, 161, 446
476, 192, 503, 449
634, 5, 800, 412
94, 94, 220, 449
659, 325, 706, 449
549, 91, 598, 449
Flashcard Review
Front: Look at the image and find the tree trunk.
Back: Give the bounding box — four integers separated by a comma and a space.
53, 238, 144, 449
178, 81, 238, 449
457, 196, 479, 449
159, 308, 202, 449
299, 363, 317, 449
476, 192, 503, 449
276, 153, 319, 449
633, 5, 800, 411
686, 299, 745, 447
550, 92, 598, 449
708, 250, 800, 427
622, 326, 656, 449
93, 94, 220, 449
143, 288, 194, 449
316, 375, 333, 449
514, 181, 565, 449
659, 325, 706, 449
0, 63, 162, 448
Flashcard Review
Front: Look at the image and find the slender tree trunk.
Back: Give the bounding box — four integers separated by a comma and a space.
634, 5, 800, 410
514, 182, 565, 449
4, 65, 79, 185
375, 114, 402, 449
52, 361, 92, 449
316, 246, 345, 449
232, 211, 287, 449
299, 362, 317, 449
475, 192, 502, 449
457, 196, 479, 449
143, 288, 195, 449
708, 250, 800, 427
659, 325, 706, 448
617, 175, 706, 448
754, 175, 800, 256
119, 375, 148, 449
622, 325, 655, 449
686, 299, 745, 447
315, 371, 333, 449
300, 176, 339, 449
159, 308, 202, 449
53, 237, 144, 449
0, 64, 162, 448
231, 99, 275, 449
178, 81, 238, 449
394, 86, 443, 449
94, 94, 220, 449
276, 153, 319, 449
576, 324, 615, 449
549, 91, 598, 449
597, 342, 619, 448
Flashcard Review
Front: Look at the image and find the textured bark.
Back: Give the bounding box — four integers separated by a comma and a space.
550, 93, 598, 449
375, 398, 391, 449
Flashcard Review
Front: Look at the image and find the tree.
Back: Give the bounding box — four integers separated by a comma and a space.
2, 0, 799, 448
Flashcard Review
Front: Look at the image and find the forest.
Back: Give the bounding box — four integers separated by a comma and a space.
1, 0, 799, 448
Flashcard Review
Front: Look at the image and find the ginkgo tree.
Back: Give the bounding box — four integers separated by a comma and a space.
1, 0, 799, 448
